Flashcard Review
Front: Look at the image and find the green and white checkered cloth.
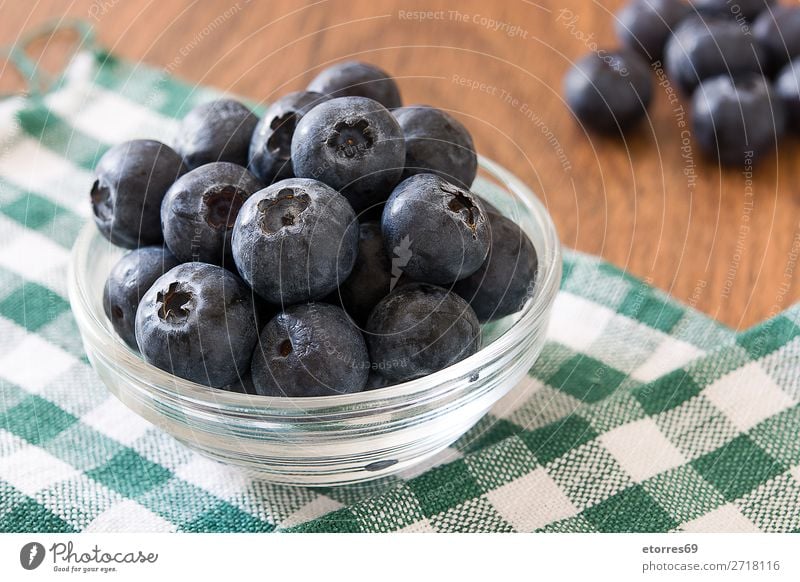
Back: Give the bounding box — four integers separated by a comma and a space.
1, 41, 799, 533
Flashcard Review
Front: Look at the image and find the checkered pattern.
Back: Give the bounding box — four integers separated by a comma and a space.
1, 46, 799, 533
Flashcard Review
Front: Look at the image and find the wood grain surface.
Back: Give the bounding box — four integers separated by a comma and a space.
2, 0, 798, 329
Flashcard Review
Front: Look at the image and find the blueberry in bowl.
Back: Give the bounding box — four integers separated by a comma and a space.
307, 61, 402, 109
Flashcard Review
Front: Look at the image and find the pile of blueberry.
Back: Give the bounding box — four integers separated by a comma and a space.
94, 61, 539, 397
564, 0, 800, 165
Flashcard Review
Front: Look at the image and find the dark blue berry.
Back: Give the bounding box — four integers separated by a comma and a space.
175, 99, 258, 169
393, 105, 477, 189
135, 262, 260, 388
564, 50, 653, 132
103, 246, 181, 349
328, 221, 393, 326
453, 213, 538, 322
754, 6, 800, 75
91, 140, 186, 248
250, 302, 369, 397
161, 162, 262, 267
776, 58, 800, 131
691, 73, 785, 165
665, 15, 765, 94
307, 61, 402, 109
291, 96, 405, 215
248, 91, 330, 184
381, 173, 490, 285
365, 283, 480, 383
691, 0, 774, 21
232, 178, 358, 305
615, 0, 692, 62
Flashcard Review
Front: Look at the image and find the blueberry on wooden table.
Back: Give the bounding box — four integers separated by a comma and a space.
753, 6, 800, 75
393, 104, 478, 189
691, 0, 775, 22
174, 99, 258, 169
250, 302, 369, 397
91, 139, 186, 248
103, 246, 181, 349
563, 49, 653, 133
134, 262, 260, 388
615, 0, 692, 62
381, 173, 490, 285
307, 61, 402, 109
231, 178, 358, 305
453, 213, 538, 323
248, 91, 330, 185
776, 58, 800, 131
161, 161, 263, 268
291, 96, 406, 215
365, 283, 481, 384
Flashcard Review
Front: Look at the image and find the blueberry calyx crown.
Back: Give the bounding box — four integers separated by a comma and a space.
267, 112, 297, 159
442, 183, 481, 237
257, 189, 310, 233
90, 180, 113, 221
326, 118, 374, 159
278, 339, 293, 357
156, 282, 192, 323
204, 186, 246, 230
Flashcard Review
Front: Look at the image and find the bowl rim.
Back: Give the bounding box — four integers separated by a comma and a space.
68, 155, 562, 414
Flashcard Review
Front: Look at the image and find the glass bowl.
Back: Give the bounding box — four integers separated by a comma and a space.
68, 157, 562, 486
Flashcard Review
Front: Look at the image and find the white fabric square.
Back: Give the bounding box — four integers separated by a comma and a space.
487, 467, 578, 531
81, 396, 153, 446
703, 362, 796, 432
174, 454, 249, 498
0, 224, 70, 290
546, 292, 615, 352
0, 334, 75, 392
682, 504, 760, 533
85, 499, 175, 532
280, 496, 344, 529
600, 418, 686, 482
633, 337, 705, 382
0, 445, 78, 496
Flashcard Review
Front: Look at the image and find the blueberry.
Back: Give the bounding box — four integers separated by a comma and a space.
453, 213, 538, 322
291, 96, 406, 214
664, 15, 765, 94
691, 0, 774, 21
307, 61, 402, 109
329, 221, 393, 325
691, 73, 786, 165
250, 303, 369, 397
135, 262, 260, 387
393, 105, 477, 189
754, 6, 800, 75
563, 50, 653, 133
615, 0, 692, 62
776, 58, 800, 131
175, 99, 258, 169
103, 246, 181, 349
161, 162, 263, 267
232, 178, 358, 305
91, 140, 186, 248
248, 91, 330, 184
381, 173, 490, 285
365, 283, 480, 383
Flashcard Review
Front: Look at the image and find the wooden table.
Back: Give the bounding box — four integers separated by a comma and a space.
3, 0, 798, 329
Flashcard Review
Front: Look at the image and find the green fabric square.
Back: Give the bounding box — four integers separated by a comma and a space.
42, 423, 122, 472
520, 414, 597, 464
548, 354, 627, 403
287, 507, 362, 533
349, 485, 425, 532
0, 282, 70, 331
633, 370, 702, 415
1, 192, 60, 230
738, 472, 800, 533
86, 448, 172, 498
429, 496, 514, 533
4, 395, 77, 445
736, 316, 800, 360
407, 460, 482, 517
583, 485, 678, 532
749, 405, 800, 467
182, 501, 274, 533
16, 106, 107, 170
619, 288, 684, 333
692, 435, 785, 501
465, 436, 540, 491
0, 498, 75, 532
457, 416, 518, 454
